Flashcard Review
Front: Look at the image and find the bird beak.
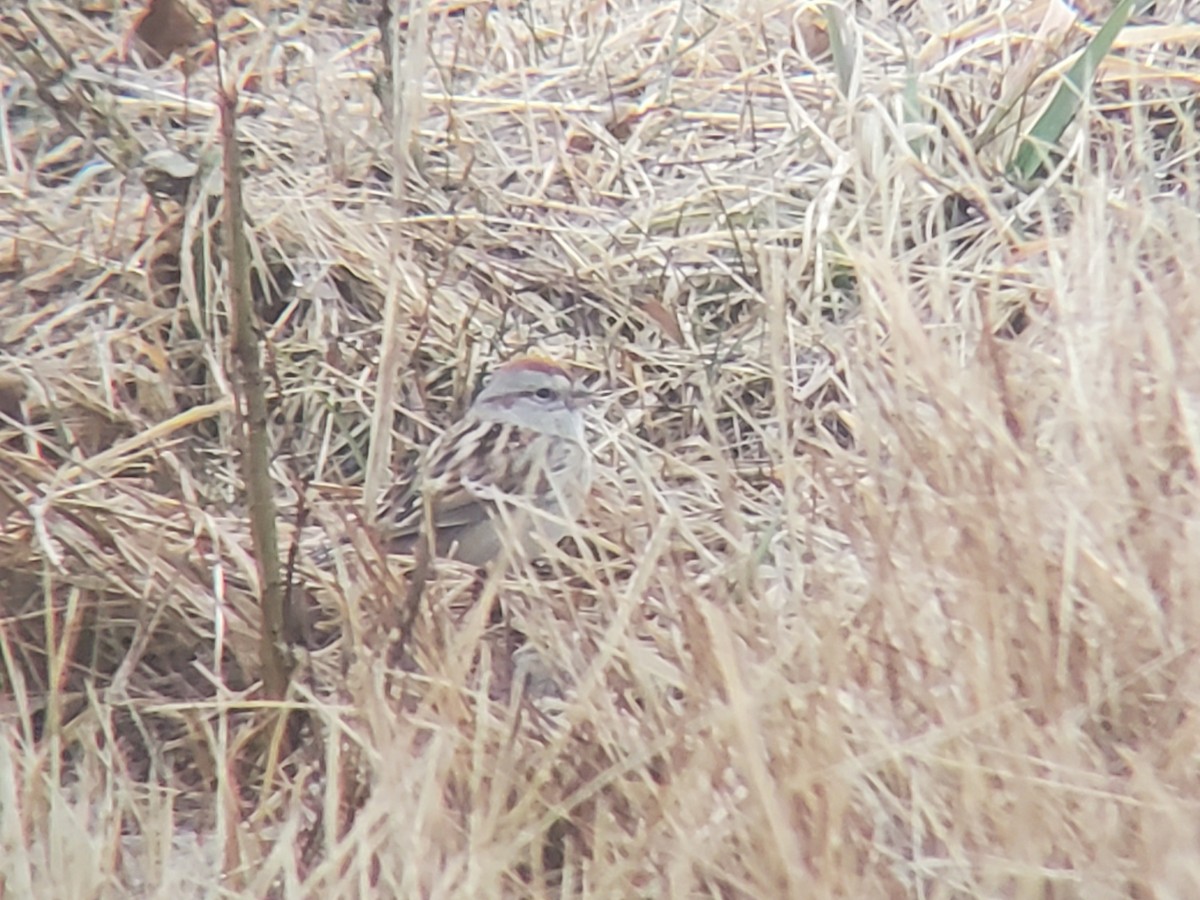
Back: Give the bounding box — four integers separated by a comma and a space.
568, 387, 594, 411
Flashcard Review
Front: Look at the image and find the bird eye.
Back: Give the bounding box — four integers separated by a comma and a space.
534, 387, 555, 401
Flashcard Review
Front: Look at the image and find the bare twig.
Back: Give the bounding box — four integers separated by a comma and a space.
213, 29, 292, 701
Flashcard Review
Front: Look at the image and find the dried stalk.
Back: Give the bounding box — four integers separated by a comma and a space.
215, 45, 292, 701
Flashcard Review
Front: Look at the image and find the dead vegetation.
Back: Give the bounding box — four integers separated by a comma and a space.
2, 0, 1200, 896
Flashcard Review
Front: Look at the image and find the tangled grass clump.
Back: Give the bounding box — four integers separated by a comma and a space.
3, 1, 1200, 896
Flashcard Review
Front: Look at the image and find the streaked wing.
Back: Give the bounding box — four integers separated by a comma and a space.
375, 419, 540, 550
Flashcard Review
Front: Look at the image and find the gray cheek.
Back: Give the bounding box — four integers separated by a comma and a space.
484, 397, 531, 422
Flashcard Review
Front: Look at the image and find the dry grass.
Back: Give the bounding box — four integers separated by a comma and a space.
3, 0, 1200, 896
